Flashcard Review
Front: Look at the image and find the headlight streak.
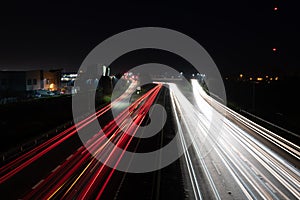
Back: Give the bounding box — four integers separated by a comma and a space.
170, 91, 203, 200
161, 80, 300, 199
185, 79, 300, 199
221, 120, 300, 199
193, 80, 300, 198
195, 79, 300, 160
169, 83, 221, 200
2, 76, 299, 200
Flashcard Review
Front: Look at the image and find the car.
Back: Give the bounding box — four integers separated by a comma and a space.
36, 89, 55, 97
52, 90, 63, 95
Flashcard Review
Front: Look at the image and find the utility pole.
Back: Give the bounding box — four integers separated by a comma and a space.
252, 81, 255, 112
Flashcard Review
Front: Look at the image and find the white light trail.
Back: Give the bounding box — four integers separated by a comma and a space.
165, 80, 300, 199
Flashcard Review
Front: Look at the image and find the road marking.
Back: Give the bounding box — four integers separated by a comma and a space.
212, 161, 221, 176
77, 146, 83, 152
265, 182, 276, 193
66, 154, 73, 160
32, 179, 44, 189
51, 165, 61, 173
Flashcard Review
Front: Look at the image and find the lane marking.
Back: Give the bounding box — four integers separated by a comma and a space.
66, 154, 73, 160
32, 179, 44, 189
51, 165, 61, 173
212, 161, 221, 176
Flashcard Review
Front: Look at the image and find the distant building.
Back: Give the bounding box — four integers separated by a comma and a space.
0, 71, 26, 97
25, 69, 61, 91
43, 70, 61, 91
25, 70, 43, 91
0, 69, 62, 98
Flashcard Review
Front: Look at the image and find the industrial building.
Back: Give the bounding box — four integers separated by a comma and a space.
0, 69, 61, 98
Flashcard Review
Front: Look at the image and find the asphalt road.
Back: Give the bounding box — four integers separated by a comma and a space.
0, 79, 299, 200
167, 80, 299, 200
0, 81, 186, 200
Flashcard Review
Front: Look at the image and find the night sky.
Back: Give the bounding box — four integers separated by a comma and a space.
0, 0, 299, 77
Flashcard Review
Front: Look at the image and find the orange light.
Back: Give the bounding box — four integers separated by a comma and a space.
275, 77, 279, 80
257, 77, 263, 81
49, 83, 55, 90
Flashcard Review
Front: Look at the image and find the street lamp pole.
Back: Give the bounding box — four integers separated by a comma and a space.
252, 81, 255, 112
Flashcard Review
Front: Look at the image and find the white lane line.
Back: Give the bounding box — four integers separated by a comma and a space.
171, 86, 221, 200
32, 179, 44, 189
193, 80, 300, 199
223, 120, 300, 198
66, 154, 73, 160
51, 165, 61, 173
170, 91, 203, 200
212, 161, 221, 176
265, 182, 276, 193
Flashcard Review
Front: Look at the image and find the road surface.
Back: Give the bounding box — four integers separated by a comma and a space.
167, 80, 299, 200
0, 79, 299, 200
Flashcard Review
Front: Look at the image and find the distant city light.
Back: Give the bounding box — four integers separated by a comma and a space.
272, 48, 277, 52
274, 7, 278, 11
239, 74, 243, 78
257, 77, 263, 81
61, 73, 78, 81
275, 76, 279, 80
249, 77, 253, 81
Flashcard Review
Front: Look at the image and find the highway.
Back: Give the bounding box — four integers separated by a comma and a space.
0, 79, 299, 199
0, 81, 165, 199
168, 80, 299, 200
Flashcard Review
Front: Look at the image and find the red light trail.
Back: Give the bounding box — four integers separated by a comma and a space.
12, 83, 163, 199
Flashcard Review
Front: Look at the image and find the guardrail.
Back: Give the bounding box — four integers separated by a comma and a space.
0, 105, 101, 164
0, 119, 75, 164
240, 109, 300, 139
207, 89, 299, 144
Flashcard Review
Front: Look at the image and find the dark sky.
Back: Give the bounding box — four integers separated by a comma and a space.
0, 0, 299, 77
